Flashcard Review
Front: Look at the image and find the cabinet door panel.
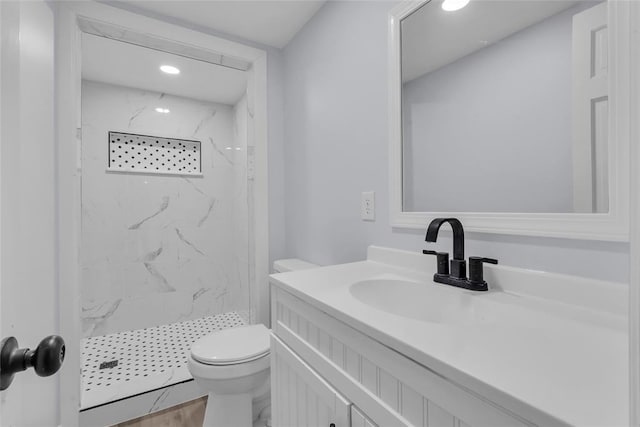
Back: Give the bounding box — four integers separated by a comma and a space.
427, 401, 456, 427
352, 405, 379, 427
271, 335, 350, 427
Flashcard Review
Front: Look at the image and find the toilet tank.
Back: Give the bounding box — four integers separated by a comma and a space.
272, 258, 318, 273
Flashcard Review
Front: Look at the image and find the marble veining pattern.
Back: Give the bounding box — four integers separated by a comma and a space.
128, 196, 170, 230
81, 80, 251, 337
197, 199, 216, 227
175, 228, 206, 256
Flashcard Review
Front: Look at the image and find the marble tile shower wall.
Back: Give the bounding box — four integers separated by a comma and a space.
231, 94, 251, 322
81, 80, 250, 338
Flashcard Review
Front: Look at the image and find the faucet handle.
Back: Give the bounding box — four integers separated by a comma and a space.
474, 257, 498, 265
468, 257, 498, 288
422, 250, 449, 275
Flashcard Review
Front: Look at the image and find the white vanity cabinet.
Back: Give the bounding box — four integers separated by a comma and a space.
271, 335, 350, 427
270, 285, 537, 427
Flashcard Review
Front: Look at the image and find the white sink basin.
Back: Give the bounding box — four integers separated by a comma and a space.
349, 278, 489, 325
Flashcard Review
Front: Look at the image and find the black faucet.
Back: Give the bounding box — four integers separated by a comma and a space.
423, 218, 497, 291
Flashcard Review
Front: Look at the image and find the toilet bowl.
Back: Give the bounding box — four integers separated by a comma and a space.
188, 324, 271, 427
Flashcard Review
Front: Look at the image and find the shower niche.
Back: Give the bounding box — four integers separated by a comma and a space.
108, 132, 202, 176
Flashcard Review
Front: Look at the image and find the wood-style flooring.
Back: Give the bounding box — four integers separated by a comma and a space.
114, 397, 207, 427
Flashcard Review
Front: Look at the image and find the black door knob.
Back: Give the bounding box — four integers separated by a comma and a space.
0, 335, 65, 391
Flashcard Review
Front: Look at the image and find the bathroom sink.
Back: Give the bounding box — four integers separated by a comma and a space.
349, 278, 486, 325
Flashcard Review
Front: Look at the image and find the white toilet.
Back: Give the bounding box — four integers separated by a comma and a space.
188, 324, 271, 427
188, 258, 317, 427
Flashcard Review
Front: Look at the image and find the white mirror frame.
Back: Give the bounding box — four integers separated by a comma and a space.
389, 0, 630, 241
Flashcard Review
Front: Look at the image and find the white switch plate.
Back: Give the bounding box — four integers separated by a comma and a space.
361, 191, 375, 221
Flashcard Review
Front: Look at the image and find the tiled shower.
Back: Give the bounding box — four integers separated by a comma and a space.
79, 78, 253, 412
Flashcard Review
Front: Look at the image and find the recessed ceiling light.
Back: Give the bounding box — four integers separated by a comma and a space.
155, 107, 170, 113
442, 0, 470, 11
160, 65, 180, 75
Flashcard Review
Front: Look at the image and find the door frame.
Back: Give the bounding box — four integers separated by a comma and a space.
55, 3, 269, 425
629, 1, 640, 424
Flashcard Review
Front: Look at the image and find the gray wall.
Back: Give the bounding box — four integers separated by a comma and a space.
403, 6, 575, 213
282, 1, 629, 283
108, 0, 630, 284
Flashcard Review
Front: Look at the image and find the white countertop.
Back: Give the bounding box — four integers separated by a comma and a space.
270, 246, 628, 427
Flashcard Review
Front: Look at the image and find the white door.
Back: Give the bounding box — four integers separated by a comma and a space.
0, 1, 61, 425
271, 335, 351, 427
572, 2, 609, 213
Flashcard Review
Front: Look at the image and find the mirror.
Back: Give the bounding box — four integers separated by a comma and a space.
400, 0, 608, 214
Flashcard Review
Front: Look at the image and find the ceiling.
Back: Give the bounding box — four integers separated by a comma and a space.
402, 0, 582, 82
82, 33, 248, 105
112, 0, 326, 49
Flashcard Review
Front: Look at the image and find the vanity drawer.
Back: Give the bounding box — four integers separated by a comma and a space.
271, 286, 537, 427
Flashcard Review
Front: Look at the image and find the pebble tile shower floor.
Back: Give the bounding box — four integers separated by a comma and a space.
80, 312, 246, 409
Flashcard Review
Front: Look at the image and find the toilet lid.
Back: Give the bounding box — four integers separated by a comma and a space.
191, 324, 270, 365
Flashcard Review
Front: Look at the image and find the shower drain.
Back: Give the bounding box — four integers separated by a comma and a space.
99, 360, 118, 370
